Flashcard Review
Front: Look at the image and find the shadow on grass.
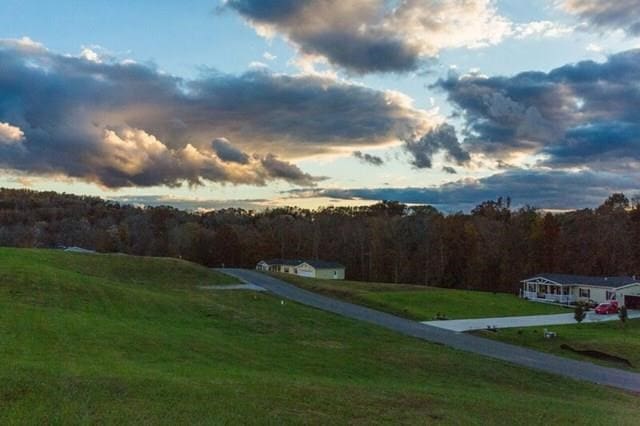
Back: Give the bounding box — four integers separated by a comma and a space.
560, 344, 633, 368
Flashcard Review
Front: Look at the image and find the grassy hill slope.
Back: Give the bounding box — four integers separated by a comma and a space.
0, 248, 637, 424
272, 273, 567, 320
476, 320, 640, 372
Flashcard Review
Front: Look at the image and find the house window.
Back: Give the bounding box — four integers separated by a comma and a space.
606, 291, 616, 300
579, 288, 590, 298
333, 270, 337, 277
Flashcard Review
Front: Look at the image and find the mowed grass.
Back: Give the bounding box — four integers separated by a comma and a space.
0, 249, 638, 424
273, 273, 568, 320
475, 319, 640, 372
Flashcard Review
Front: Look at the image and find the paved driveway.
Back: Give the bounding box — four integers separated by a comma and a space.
423, 310, 640, 332
220, 269, 640, 393
199, 283, 266, 291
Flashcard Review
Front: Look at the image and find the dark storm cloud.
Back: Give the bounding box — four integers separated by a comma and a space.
544, 122, 640, 169
0, 40, 442, 187
259, 154, 322, 186
211, 138, 250, 164
404, 123, 470, 168
224, 0, 512, 74
223, 0, 309, 22
561, 0, 640, 35
286, 169, 640, 211
353, 151, 384, 166
437, 48, 640, 170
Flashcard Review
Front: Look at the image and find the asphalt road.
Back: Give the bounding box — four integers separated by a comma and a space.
221, 269, 640, 393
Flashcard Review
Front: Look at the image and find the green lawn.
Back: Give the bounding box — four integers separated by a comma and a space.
474, 319, 640, 373
272, 273, 568, 320
1, 248, 638, 424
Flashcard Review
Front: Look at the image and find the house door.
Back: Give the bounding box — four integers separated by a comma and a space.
624, 295, 640, 309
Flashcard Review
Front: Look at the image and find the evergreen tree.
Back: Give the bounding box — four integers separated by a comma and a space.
619, 305, 628, 327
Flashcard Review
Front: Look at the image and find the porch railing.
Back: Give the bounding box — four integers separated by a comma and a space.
522, 290, 575, 304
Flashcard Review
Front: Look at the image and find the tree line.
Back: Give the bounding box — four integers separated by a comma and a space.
1, 188, 639, 293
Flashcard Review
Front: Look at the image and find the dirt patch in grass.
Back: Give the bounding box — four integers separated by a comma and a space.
0, 385, 31, 403
560, 344, 633, 368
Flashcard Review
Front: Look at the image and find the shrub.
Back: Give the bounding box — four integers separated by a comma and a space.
619, 305, 628, 326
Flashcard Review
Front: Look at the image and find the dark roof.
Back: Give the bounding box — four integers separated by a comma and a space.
261, 259, 304, 266
524, 273, 639, 288
259, 259, 344, 269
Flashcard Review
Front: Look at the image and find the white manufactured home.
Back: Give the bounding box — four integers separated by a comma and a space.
256, 259, 345, 280
521, 274, 640, 308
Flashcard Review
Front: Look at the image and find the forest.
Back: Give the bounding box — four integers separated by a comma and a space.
1, 188, 639, 293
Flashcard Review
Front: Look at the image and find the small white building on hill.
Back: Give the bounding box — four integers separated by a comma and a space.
521, 274, 640, 308
63, 246, 97, 254
256, 259, 345, 280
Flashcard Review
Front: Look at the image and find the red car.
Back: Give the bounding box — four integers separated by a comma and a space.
594, 301, 619, 315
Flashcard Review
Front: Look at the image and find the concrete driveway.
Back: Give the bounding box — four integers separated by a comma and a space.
220, 269, 640, 393
422, 310, 640, 332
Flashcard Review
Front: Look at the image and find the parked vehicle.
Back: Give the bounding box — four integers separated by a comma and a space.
594, 301, 619, 315
576, 300, 598, 311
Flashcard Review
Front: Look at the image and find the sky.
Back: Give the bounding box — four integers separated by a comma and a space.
1, 0, 640, 211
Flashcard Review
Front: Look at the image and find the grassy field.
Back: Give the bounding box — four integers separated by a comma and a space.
272, 273, 568, 320
475, 319, 640, 372
1, 248, 638, 424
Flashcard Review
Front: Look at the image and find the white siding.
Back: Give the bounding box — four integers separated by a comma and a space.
617, 284, 640, 307
296, 263, 317, 278
573, 286, 610, 304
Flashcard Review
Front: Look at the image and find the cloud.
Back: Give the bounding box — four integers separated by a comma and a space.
353, 150, 384, 166
1, 36, 45, 52
404, 123, 470, 168
436, 48, 640, 170
80, 47, 102, 63
513, 21, 574, 39
71, 125, 321, 188
212, 138, 250, 164
586, 43, 604, 53
0, 122, 24, 145
560, 0, 640, 35
224, 0, 513, 74
286, 169, 640, 211
263, 52, 277, 61
0, 40, 448, 187
258, 153, 321, 186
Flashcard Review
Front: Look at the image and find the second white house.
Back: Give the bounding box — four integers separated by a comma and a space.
521, 273, 640, 308
256, 259, 345, 280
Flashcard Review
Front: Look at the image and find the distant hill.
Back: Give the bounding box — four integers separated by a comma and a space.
1, 187, 640, 293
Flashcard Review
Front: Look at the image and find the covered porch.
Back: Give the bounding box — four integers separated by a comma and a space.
521, 277, 576, 305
